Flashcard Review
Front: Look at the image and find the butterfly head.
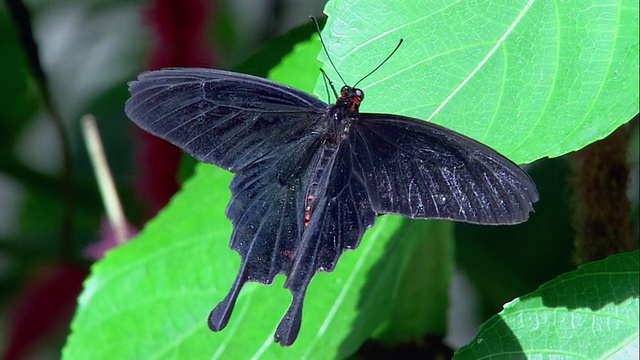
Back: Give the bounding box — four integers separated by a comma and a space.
338, 86, 364, 112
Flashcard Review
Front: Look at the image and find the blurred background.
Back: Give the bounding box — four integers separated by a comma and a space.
0, 0, 637, 358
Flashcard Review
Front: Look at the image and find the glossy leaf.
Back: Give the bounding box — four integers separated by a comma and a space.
318, 0, 639, 163
454, 250, 640, 359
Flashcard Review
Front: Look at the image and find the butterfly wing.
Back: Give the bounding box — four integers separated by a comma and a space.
274, 140, 377, 345
208, 137, 318, 336
126, 68, 341, 343
209, 133, 377, 346
125, 68, 328, 172
351, 114, 538, 224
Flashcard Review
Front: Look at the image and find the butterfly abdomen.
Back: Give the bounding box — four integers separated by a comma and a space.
304, 143, 340, 228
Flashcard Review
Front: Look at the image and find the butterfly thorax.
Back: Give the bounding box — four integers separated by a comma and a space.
325, 85, 363, 142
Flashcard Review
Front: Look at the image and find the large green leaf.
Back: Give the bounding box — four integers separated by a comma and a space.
317, 0, 639, 163
63, 164, 435, 359
454, 250, 639, 359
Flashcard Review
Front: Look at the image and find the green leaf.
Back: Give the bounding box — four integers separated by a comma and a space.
63, 166, 234, 360
268, 34, 322, 91
454, 250, 640, 359
235, 18, 323, 78
318, 0, 639, 163
378, 221, 455, 342
63, 163, 436, 359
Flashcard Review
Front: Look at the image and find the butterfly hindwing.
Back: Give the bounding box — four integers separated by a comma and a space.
275, 141, 377, 345
351, 114, 538, 224
210, 129, 377, 346
207, 128, 324, 330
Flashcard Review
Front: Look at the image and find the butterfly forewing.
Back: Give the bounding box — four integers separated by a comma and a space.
125, 68, 328, 171
351, 114, 538, 224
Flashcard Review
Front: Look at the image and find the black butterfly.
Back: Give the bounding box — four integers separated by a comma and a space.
125, 44, 538, 346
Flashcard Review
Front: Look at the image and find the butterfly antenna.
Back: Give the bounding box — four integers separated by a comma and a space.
320, 68, 339, 100
353, 38, 403, 88
310, 16, 347, 86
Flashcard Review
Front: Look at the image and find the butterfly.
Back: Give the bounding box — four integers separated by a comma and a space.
125, 33, 538, 347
